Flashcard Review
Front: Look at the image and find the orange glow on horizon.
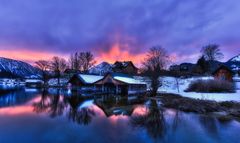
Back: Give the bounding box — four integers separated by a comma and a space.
96, 43, 145, 66
0, 49, 67, 65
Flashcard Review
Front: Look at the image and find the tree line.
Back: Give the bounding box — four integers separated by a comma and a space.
35, 51, 96, 85
35, 44, 224, 96
141, 44, 224, 96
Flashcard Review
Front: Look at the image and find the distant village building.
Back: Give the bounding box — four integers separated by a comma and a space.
48, 78, 69, 87
169, 65, 180, 72
112, 61, 138, 75
212, 65, 234, 82
64, 69, 81, 75
94, 73, 147, 95
179, 63, 195, 72
68, 74, 103, 91
25, 79, 44, 88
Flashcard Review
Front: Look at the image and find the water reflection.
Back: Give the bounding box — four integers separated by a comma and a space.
33, 89, 66, 118
131, 100, 166, 142
32, 89, 96, 125
66, 95, 95, 125
199, 115, 219, 139
0, 87, 39, 107
0, 88, 240, 143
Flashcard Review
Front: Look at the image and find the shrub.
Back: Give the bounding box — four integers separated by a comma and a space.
185, 79, 235, 93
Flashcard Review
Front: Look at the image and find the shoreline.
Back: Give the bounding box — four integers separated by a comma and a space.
151, 93, 240, 122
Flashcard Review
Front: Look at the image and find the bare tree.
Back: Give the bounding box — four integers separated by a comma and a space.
201, 44, 223, 61
142, 46, 170, 96
68, 52, 81, 71
35, 60, 50, 85
68, 52, 95, 73
79, 52, 96, 72
51, 56, 67, 85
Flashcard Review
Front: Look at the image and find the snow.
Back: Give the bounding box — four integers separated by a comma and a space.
0, 57, 41, 78
88, 62, 112, 75
230, 54, 240, 62
48, 78, 69, 86
236, 82, 240, 90
158, 76, 240, 102
25, 79, 43, 83
234, 76, 240, 82
78, 74, 103, 84
114, 76, 146, 85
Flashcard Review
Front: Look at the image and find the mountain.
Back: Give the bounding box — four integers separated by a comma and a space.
226, 54, 240, 72
0, 57, 41, 78
89, 62, 113, 75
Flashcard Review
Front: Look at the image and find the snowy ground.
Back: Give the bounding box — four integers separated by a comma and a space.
157, 76, 240, 102
48, 78, 69, 86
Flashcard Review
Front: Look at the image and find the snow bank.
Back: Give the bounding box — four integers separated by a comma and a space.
158, 76, 240, 102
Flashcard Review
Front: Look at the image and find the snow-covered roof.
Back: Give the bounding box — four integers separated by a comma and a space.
25, 79, 43, 83
78, 74, 103, 84
112, 74, 146, 85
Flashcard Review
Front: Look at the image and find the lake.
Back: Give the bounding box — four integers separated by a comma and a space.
0, 87, 240, 143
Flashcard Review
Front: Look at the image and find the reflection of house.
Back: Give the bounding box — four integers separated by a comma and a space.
212, 65, 234, 82
112, 61, 138, 75
68, 74, 103, 91
94, 73, 147, 95
95, 96, 145, 117
25, 79, 44, 88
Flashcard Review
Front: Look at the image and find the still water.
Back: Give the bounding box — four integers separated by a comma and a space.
0, 88, 239, 143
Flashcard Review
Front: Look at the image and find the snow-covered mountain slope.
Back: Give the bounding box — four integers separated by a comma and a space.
229, 54, 240, 62
226, 54, 240, 72
89, 62, 113, 75
0, 57, 41, 78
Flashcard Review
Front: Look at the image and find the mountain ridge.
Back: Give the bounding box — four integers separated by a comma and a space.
0, 57, 41, 78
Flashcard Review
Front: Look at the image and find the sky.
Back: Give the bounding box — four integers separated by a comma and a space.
0, 0, 239, 65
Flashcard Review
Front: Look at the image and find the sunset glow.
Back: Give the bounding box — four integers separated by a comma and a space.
96, 43, 145, 65
0, 48, 67, 64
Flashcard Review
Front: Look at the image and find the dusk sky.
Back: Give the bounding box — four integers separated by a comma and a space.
0, 0, 239, 65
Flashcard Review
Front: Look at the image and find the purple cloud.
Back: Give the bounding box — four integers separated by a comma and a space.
0, 0, 239, 63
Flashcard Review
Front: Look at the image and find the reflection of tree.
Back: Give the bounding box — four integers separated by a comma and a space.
33, 89, 95, 125
131, 99, 166, 141
33, 89, 50, 113
48, 90, 66, 118
199, 115, 219, 138
66, 95, 95, 125
33, 89, 66, 117
172, 110, 181, 132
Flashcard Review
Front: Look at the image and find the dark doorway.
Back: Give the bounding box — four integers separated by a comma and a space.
104, 83, 116, 94
120, 85, 128, 95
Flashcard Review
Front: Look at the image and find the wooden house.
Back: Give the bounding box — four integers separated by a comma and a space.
212, 65, 234, 82
112, 61, 138, 75
94, 73, 147, 95
68, 74, 103, 91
